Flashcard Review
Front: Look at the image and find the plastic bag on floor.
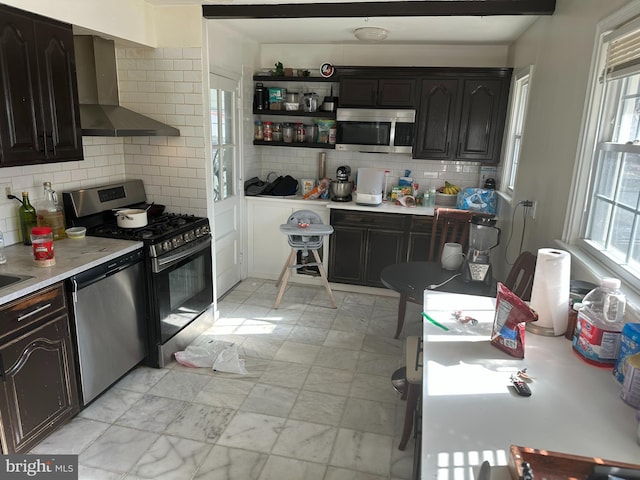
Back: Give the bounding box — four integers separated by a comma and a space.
174, 340, 247, 374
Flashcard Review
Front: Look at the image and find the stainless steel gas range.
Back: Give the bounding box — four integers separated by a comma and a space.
63, 179, 213, 370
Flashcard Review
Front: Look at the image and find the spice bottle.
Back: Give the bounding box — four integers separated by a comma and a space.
272, 123, 283, 142
37, 182, 66, 240
19, 192, 37, 246
263, 121, 273, 141
296, 123, 305, 143
254, 120, 264, 140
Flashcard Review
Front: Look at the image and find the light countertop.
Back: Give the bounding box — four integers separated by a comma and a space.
246, 195, 436, 216
0, 237, 143, 305
420, 291, 640, 478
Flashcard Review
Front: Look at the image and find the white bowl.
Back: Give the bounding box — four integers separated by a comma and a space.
435, 192, 458, 207
65, 226, 86, 239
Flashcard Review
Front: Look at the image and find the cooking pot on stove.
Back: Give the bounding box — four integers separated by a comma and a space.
115, 209, 148, 228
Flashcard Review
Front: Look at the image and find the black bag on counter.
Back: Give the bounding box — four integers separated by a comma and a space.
245, 177, 267, 196
259, 175, 299, 196
271, 175, 299, 196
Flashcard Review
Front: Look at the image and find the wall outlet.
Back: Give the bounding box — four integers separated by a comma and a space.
525, 200, 537, 219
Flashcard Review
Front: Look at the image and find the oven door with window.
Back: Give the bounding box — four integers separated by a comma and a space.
149, 237, 213, 347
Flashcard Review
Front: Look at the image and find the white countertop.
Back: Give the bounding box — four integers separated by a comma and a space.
0, 237, 143, 305
245, 194, 436, 216
421, 290, 640, 479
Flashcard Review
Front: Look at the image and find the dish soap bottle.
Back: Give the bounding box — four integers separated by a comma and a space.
37, 182, 66, 240
19, 192, 37, 245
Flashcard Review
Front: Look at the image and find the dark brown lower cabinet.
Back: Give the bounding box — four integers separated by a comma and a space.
328, 210, 409, 287
0, 283, 79, 453
407, 215, 436, 262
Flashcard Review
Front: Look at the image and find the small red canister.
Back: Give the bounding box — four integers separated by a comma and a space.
31, 226, 55, 267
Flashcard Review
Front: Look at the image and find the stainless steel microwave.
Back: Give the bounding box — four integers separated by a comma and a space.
335, 108, 416, 154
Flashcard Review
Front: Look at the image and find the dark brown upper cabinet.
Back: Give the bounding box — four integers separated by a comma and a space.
0, 5, 83, 168
414, 77, 459, 160
339, 77, 416, 108
414, 69, 512, 163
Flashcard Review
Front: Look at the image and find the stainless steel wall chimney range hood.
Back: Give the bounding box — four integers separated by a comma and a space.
74, 35, 180, 137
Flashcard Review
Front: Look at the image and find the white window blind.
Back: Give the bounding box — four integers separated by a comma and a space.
604, 16, 640, 80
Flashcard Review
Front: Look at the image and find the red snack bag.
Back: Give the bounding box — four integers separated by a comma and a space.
491, 282, 539, 358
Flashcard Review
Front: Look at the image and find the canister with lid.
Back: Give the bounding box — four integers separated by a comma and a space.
31, 226, 55, 267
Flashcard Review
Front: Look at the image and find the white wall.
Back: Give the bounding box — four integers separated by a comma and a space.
1, 0, 200, 48
260, 44, 510, 71
0, 1, 206, 246
493, 0, 629, 280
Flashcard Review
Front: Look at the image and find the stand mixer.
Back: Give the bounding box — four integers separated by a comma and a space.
461, 215, 501, 286
331, 165, 353, 201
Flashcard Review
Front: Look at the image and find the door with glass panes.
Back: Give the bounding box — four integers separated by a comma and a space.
211, 74, 241, 298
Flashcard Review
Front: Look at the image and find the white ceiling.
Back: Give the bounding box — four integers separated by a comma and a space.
145, 0, 540, 45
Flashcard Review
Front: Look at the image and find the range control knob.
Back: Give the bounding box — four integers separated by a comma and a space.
162, 241, 172, 252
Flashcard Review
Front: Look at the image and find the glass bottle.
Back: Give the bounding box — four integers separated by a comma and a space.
254, 120, 264, 140
37, 182, 66, 240
19, 192, 38, 245
272, 122, 283, 142
263, 121, 273, 141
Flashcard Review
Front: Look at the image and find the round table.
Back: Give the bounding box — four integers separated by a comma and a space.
380, 261, 496, 338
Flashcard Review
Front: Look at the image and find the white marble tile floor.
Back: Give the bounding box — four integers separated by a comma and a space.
31, 278, 424, 479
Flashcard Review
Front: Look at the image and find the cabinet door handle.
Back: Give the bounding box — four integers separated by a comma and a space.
0, 354, 4, 381
45, 132, 54, 154
17, 303, 52, 322
40, 131, 47, 153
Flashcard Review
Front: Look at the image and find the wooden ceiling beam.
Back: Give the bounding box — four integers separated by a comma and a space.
202, 1, 556, 19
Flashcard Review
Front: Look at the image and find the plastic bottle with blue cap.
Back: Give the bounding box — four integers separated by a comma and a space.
572, 277, 626, 366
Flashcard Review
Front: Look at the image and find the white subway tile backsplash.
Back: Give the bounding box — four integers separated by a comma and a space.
162, 48, 183, 59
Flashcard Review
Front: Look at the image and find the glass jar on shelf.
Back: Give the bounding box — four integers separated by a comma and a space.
272, 123, 283, 142
295, 123, 306, 143
263, 121, 273, 141
254, 120, 264, 140
282, 123, 293, 143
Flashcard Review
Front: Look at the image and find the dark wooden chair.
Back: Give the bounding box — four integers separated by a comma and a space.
427, 208, 477, 262
504, 251, 537, 301
393, 208, 490, 339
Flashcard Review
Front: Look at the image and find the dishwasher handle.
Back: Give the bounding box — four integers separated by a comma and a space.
70, 250, 145, 291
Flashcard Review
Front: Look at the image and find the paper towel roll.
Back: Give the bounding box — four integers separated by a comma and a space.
528, 248, 571, 336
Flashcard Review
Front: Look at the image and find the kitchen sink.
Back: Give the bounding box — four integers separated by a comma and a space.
0, 274, 34, 290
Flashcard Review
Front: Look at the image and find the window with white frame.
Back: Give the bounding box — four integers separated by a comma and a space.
577, 12, 640, 285
501, 67, 532, 194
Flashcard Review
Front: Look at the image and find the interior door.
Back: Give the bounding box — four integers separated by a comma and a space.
211, 74, 241, 298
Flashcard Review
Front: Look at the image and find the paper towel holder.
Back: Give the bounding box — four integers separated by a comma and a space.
526, 249, 571, 336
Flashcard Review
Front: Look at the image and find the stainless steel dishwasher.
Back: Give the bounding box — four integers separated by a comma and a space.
68, 249, 147, 405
